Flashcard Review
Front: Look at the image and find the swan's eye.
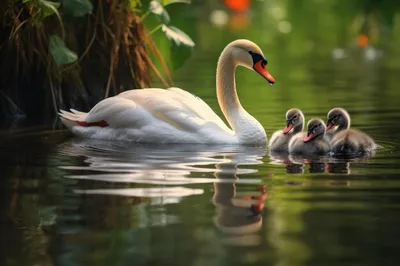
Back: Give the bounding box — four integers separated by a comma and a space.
312, 128, 316, 134
249, 51, 268, 68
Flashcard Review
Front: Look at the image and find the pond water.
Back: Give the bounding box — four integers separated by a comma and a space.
2, 1, 400, 266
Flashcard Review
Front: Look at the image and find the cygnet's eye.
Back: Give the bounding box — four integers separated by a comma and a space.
313, 128, 316, 134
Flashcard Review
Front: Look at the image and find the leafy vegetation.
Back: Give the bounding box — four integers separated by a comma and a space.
0, 0, 195, 120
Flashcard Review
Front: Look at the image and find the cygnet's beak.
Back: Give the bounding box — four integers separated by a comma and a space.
283, 122, 293, 134
303, 133, 313, 143
326, 122, 334, 130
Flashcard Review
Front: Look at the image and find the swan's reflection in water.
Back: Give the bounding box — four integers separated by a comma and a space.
56, 138, 268, 254
212, 153, 267, 246
59, 139, 264, 185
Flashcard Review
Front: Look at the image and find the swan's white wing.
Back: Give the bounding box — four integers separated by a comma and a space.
60, 88, 235, 143
87, 88, 232, 132
82, 97, 146, 128
117, 88, 231, 131
166, 87, 228, 128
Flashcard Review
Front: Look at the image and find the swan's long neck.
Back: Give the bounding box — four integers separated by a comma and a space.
216, 50, 240, 115
216, 48, 266, 144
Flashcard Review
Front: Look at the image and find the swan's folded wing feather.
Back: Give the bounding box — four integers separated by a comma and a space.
116, 87, 232, 132
166, 87, 228, 128
84, 97, 149, 128
82, 89, 232, 137
141, 92, 223, 133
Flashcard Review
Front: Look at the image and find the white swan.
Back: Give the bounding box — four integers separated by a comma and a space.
59, 39, 275, 144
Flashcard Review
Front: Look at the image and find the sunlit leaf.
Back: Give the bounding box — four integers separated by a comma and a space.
149, 0, 170, 24
161, 0, 191, 5
129, 0, 139, 10
161, 24, 195, 47
161, 24, 195, 69
149, 0, 163, 14
61, 0, 93, 17
49, 35, 78, 66
39, 0, 60, 18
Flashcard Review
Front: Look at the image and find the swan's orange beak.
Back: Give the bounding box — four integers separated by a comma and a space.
283, 123, 293, 134
254, 60, 275, 84
303, 133, 313, 143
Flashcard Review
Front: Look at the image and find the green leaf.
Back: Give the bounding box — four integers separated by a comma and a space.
39, 0, 60, 18
161, 0, 191, 5
149, 0, 170, 24
170, 41, 193, 70
129, 0, 139, 10
161, 24, 195, 47
161, 24, 195, 70
61, 0, 93, 17
49, 35, 78, 66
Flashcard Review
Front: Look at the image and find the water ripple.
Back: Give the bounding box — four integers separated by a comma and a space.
73, 187, 205, 198
57, 138, 267, 200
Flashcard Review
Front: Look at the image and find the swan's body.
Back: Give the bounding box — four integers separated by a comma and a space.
326, 107, 377, 155
59, 39, 275, 144
269, 108, 304, 152
288, 118, 330, 156
60, 88, 239, 143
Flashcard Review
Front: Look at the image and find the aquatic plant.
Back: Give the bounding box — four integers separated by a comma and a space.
0, 0, 195, 120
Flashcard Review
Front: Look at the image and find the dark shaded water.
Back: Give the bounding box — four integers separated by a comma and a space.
2, 98, 400, 266
2, 1, 400, 265
1, 119, 400, 266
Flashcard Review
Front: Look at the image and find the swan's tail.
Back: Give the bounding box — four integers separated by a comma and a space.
59, 109, 87, 131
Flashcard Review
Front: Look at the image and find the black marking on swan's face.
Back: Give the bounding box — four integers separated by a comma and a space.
248, 50, 275, 84
248, 50, 267, 67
